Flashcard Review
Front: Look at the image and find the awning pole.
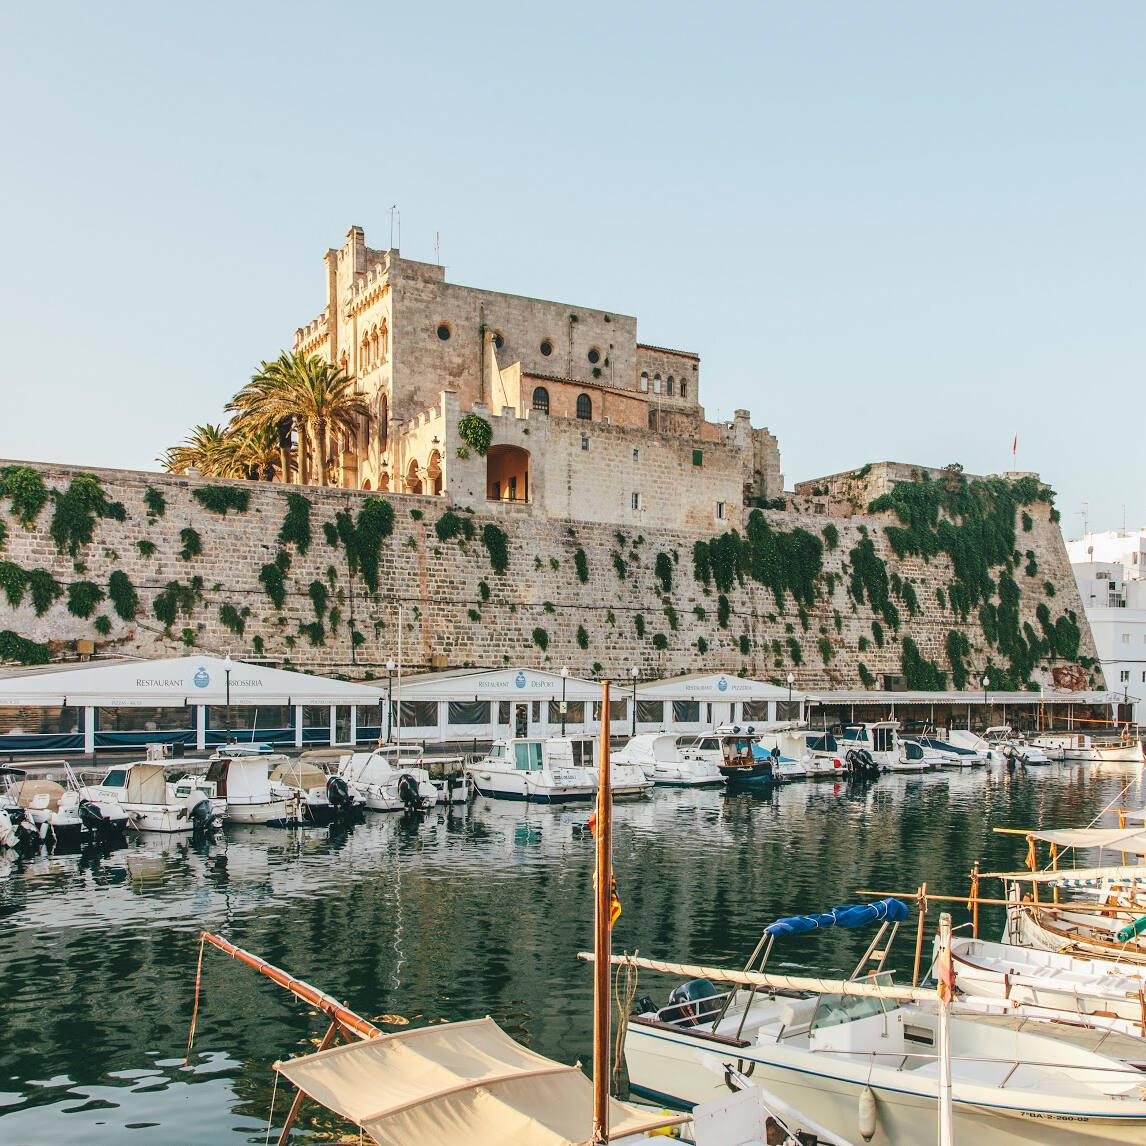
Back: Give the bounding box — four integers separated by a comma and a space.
275, 1019, 341, 1146
592, 679, 612, 1146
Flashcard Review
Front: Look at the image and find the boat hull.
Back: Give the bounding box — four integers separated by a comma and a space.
625, 1021, 1146, 1145
224, 798, 306, 827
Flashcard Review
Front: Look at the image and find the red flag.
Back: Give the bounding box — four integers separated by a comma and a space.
1012, 434, 1018, 457
587, 810, 597, 838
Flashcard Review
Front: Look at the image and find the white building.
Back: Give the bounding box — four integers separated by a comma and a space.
1068, 528, 1146, 722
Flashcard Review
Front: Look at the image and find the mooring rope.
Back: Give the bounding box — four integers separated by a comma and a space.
264, 1068, 279, 1146
183, 933, 207, 1065
612, 948, 640, 1093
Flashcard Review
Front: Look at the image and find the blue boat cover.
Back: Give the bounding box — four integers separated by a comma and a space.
764, 897, 909, 938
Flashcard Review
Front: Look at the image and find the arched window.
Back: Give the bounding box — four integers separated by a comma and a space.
680, 381, 688, 399
667, 376, 674, 396
379, 395, 388, 448
531, 386, 550, 414
640, 372, 649, 392
576, 393, 592, 420
653, 374, 662, 394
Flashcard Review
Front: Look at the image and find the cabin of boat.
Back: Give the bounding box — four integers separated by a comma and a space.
611, 733, 724, 787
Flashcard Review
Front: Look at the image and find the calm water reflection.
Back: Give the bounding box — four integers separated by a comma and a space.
0, 763, 1141, 1144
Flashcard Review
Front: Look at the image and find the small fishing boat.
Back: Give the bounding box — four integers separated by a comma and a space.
982, 726, 1052, 766
1, 772, 84, 846
680, 726, 788, 786
944, 934, 1146, 1036
80, 760, 224, 833
467, 736, 598, 802
0, 769, 41, 851
621, 900, 1146, 1145
795, 727, 847, 778
267, 758, 358, 824
204, 751, 306, 826
336, 745, 440, 812
1035, 727, 1145, 764
754, 726, 814, 782
611, 733, 725, 787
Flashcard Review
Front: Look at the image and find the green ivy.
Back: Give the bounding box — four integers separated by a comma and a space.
251, 635, 265, 655
458, 413, 493, 456
219, 603, 246, 636
435, 510, 475, 542
308, 580, 328, 618
692, 540, 711, 586
1021, 511, 1033, 532
144, 486, 166, 518
946, 630, 972, 689
872, 620, 884, 648
858, 662, 875, 688
0, 466, 48, 527
818, 636, 834, 663
0, 562, 26, 607
693, 605, 707, 621
717, 594, 730, 628
786, 637, 802, 666
901, 636, 947, 689
664, 603, 679, 630
1044, 580, 1056, 597
1025, 551, 1038, 576
0, 630, 50, 664
611, 551, 627, 580
137, 538, 157, 558
410, 509, 423, 521
299, 621, 325, 646
49, 474, 125, 556
178, 527, 202, 561
634, 614, 646, 637
858, 635, 869, 652
821, 522, 839, 551
574, 548, 589, 583
697, 636, 708, 655
355, 499, 396, 592
848, 535, 898, 630
577, 624, 589, 649
192, 485, 250, 514
738, 634, 750, 656
27, 569, 61, 616
654, 552, 673, 592
108, 570, 139, 620
654, 633, 670, 651
468, 608, 482, 622
278, 493, 312, 554
328, 607, 341, 633
482, 523, 510, 574
259, 552, 291, 610
67, 580, 104, 619
93, 614, 112, 637
153, 580, 197, 628
478, 580, 491, 603
532, 627, 549, 651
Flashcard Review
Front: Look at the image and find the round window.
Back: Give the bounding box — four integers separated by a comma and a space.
437, 324, 451, 341
587, 347, 600, 365
493, 331, 505, 350
540, 339, 553, 356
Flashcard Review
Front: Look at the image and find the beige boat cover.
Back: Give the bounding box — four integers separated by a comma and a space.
274, 1017, 685, 1146
9, 779, 65, 811
269, 761, 326, 790
125, 764, 168, 804
1027, 828, 1146, 857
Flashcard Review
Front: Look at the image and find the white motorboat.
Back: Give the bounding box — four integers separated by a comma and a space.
945, 934, 1146, 1036
907, 731, 988, 768
0, 768, 41, 850
980, 726, 1052, 765
205, 751, 307, 826
268, 759, 358, 824
80, 761, 224, 833
467, 736, 598, 802
899, 738, 949, 771
1, 772, 84, 846
611, 733, 724, 787
1035, 728, 1145, 764
337, 746, 439, 812
796, 728, 847, 778
754, 726, 813, 782
838, 721, 929, 772
623, 899, 1146, 1145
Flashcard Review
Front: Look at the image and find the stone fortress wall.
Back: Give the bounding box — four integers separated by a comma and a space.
0, 459, 1102, 693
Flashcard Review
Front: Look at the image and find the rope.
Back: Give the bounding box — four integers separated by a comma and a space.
264, 1068, 279, 1146
184, 933, 207, 1065
612, 949, 640, 1094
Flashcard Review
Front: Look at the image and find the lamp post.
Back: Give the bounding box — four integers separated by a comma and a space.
786, 671, 794, 718
631, 665, 639, 736
385, 658, 395, 743
982, 676, 989, 731
560, 666, 569, 736
223, 653, 232, 746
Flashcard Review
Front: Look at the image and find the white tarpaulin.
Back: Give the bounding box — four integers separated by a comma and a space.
274, 1017, 684, 1146
1027, 828, 1146, 857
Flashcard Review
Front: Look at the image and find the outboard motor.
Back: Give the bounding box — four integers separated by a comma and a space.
663, 979, 721, 1028
78, 799, 109, 834
397, 772, 426, 812
1002, 743, 1023, 770
845, 748, 876, 778
9, 807, 40, 850
188, 796, 214, 832
326, 775, 354, 809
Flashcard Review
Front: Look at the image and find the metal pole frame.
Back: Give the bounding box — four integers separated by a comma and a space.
592, 680, 612, 1145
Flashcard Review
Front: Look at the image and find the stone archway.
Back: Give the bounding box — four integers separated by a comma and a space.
427, 449, 443, 496
486, 444, 530, 503
406, 458, 423, 495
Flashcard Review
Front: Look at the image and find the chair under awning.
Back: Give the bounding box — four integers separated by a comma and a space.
273, 1016, 686, 1145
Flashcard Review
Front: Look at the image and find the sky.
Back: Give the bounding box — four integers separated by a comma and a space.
0, 1, 1142, 539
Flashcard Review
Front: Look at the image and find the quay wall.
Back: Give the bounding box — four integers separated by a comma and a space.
0, 460, 1101, 690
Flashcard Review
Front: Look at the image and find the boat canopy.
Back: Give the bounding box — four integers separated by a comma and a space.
764, 897, 909, 938
1025, 828, 1146, 857
125, 763, 168, 804
8, 778, 66, 810
270, 761, 327, 790
273, 1017, 684, 1146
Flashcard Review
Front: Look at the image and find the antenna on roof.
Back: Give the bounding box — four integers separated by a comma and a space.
389, 204, 400, 251
435, 231, 440, 265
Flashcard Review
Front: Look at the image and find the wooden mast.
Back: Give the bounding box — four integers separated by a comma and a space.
592, 679, 612, 1146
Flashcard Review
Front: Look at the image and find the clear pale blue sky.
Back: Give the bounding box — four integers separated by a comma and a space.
1, 1, 1142, 538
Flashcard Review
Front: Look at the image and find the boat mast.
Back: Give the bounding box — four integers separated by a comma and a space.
592, 679, 612, 1146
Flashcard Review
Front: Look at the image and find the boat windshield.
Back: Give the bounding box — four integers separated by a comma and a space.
102, 769, 127, 788
514, 743, 543, 771
806, 733, 837, 752
904, 741, 924, 760
811, 990, 888, 1033
872, 726, 896, 753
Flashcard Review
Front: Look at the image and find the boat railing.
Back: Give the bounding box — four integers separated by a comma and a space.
652, 988, 736, 1029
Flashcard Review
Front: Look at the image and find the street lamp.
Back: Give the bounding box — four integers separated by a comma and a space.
786, 671, 794, 719
223, 653, 232, 746
982, 675, 989, 730
631, 665, 639, 736
385, 658, 395, 743
560, 666, 569, 736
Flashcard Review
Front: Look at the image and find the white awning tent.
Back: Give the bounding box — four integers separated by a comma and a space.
0, 656, 382, 753
632, 672, 806, 732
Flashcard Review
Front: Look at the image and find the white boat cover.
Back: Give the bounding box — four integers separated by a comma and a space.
125, 764, 168, 804
1026, 828, 1146, 856
273, 1017, 684, 1146
9, 778, 65, 810
269, 761, 326, 790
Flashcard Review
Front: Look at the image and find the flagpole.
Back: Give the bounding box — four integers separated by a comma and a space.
937, 911, 954, 1146
592, 679, 612, 1146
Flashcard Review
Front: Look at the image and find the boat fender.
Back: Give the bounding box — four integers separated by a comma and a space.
858, 1084, 877, 1141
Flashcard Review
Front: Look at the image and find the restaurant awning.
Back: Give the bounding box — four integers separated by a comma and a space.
636, 672, 802, 701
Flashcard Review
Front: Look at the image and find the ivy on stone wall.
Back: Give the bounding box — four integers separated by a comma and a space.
482, 524, 510, 575
821, 523, 839, 551
308, 580, 328, 618
458, 414, 493, 457
144, 487, 166, 519
655, 552, 673, 593
577, 624, 589, 649
259, 551, 291, 610
946, 630, 972, 689
179, 527, 202, 561
49, 474, 125, 556
664, 603, 679, 630
137, 539, 156, 558
67, 581, 104, 619
574, 548, 589, 583
192, 486, 250, 515
153, 579, 199, 628
611, 551, 627, 580
354, 499, 395, 591
634, 614, 646, 637
0, 630, 50, 665
818, 636, 834, 663
717, 595, 730, 628
108, 570, 139, 621
786, 637, 802, 665
435, 510, 475, 543
532, 627, 548, 651
278, 493, 312, 554
901, 636, 947, 690
858, 662, 874, 688
299, 621, 325, 646
849, 536, 899, 631
697, 636, 708, 654
0, 466, 49, 528
0, 562, 24, 607
655, 633, 670, 651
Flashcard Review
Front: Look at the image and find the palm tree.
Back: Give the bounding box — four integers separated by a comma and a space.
161, 424, 228, 474
228, 354, 299, 483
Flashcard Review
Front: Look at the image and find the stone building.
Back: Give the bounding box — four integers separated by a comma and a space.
291, 226, 781, 530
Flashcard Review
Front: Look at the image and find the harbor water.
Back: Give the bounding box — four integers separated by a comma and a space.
0, 763, 1140, 1144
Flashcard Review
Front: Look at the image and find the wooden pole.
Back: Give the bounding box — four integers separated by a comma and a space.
912, 883, 927, 987
937, 913, 954, 1146
276, 1019, 341, 1146
591, 679, 612, 1146
970, 863, 980, 938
